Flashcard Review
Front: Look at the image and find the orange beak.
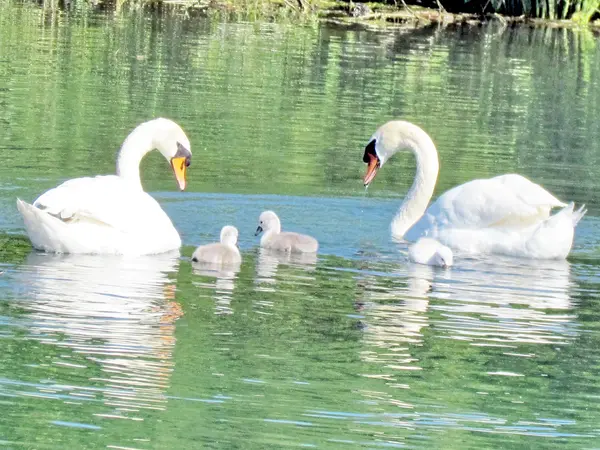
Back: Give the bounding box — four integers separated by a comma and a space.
363, 153, 380, 186
170, 157, 187, 191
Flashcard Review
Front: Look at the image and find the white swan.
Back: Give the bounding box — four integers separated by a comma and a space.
363, 120, 586, 259
192, 225, 242, 265
16, 118, 192, 255
255, 210, 319, 253
409, 237, 453, 268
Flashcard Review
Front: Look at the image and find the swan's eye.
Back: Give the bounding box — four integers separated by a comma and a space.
363, 140, 377, 163
175, 142, 192, 165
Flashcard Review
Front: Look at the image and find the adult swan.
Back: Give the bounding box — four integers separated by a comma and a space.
17, 118, 192, 255
362, 120, 585, 259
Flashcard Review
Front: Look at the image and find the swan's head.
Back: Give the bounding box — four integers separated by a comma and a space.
150, 118, 192, 191
363, 120, 433, 187
431, 246, 453, 268
255, 210, 281, 236
220, 225, 239, 247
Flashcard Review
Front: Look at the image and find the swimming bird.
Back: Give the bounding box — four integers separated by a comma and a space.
362, 120, 586, 259
17, 118, 191, 255
409, 237, 453, 268
192, 225, 241, 265
255, 210, 318, 253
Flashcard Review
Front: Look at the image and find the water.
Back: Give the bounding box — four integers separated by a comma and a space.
1, 2, 600, 448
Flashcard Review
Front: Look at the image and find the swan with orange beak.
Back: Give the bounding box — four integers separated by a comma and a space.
361, 120, 585, 259
17, 118, 192, 255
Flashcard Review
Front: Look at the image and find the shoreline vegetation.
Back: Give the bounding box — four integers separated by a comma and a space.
25, 0, 600, 29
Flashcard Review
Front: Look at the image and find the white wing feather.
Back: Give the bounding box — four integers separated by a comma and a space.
33, 175, 170, 233
19, 175, 180, 255
407, 174, 566, 239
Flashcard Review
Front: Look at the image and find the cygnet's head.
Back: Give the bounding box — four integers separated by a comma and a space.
255, 210, 281, 236
220, 225, 239, 247
431, 246, 453, 268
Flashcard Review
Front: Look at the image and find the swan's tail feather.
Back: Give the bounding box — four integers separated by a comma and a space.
17, 198, 68, 253
572, 203, 587, 227
553, 202, 586, 227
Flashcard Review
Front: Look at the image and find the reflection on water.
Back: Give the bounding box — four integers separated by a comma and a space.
358, 256, 577, 377
192, 260, 241, 315
2, 223, 599, 447
255, 248, 317, 291
347, 255, 586, 440
357, 263, 440, 375
6, 252, 181, 417
436, 257, 577, 347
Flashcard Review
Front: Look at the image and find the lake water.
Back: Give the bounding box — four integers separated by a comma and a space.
1, 2, 600, 448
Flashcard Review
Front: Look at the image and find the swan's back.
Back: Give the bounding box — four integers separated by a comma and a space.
17, 176, 180, 255
405, 174, 569, 242
33, 176, 173, 232
263, 231, 318, 253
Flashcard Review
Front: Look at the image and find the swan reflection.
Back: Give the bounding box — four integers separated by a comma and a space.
17, 252, 182, 413
436, 257, 576, 345
255, 248, 317, 291
358, 257, 578, 377
357, 262, 441, 374
192, 260, 241, 315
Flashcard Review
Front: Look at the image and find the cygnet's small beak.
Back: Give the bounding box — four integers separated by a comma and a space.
255, 226, 263, 236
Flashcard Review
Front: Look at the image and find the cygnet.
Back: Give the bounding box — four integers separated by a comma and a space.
255, 210, 318, 253
192, 225, 241, 265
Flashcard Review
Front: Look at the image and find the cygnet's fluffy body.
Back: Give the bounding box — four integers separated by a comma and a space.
255, 211, 318, 253
409, 237, 453, 268
192, 226, 241, 265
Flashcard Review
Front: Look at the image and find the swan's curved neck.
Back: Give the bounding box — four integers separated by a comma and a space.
116, 127, 155, 188
391, 132, 439, 239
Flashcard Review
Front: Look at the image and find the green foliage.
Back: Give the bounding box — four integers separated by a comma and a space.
14, 0, 600, 23
429, 0, 600, 21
